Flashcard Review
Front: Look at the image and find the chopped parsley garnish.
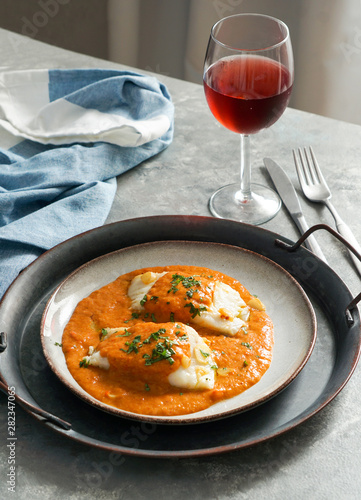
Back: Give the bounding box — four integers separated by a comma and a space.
142, 328, 167, 344
165, 273, 209, 319
100, 328, 108, 338
200, 349, 210, 358
241, 342, 252, 349
116, 329, 133, 337
119, 327, 177, 366
140, 295, 147, 306
145, 383, 150, 391
125, 312, 141, 322
143, 337, 176, 366
184, 302, 207, 318
168, 274, 201, 295
79, 358, 89, 368
121, 335, 142, 354
54, 342, 62, 347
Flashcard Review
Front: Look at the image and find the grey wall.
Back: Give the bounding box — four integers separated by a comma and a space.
0, 0, 108, 59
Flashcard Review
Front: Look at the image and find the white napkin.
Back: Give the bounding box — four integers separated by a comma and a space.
0, 68, 173, 147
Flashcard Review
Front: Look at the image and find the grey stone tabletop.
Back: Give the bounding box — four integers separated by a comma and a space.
0, 29, 361, 500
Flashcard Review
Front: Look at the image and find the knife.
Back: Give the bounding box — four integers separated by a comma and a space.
264, 157, 328, 263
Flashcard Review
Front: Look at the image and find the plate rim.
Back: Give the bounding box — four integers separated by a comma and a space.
40, 238, 317, 425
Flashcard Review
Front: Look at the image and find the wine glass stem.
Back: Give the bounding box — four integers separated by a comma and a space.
237, 134, 252, 203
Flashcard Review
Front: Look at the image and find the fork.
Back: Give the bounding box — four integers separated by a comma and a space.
293, 146, 361, 276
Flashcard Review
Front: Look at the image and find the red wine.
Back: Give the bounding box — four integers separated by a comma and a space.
204, 55, 293, 134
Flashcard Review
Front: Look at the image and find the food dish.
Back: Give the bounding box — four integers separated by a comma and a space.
41, 240, 316, 424
61, 265, 274, 417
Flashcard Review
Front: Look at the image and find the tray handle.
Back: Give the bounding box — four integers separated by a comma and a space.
0, 333, 72, 431
275, 224, 361, 325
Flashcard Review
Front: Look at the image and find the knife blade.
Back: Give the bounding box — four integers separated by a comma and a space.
264, 157, 328, 263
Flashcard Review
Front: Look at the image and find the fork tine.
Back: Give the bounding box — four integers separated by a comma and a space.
308, 146, 326, 184
301, 147, 318, 185
293, 146, 332, 201
293, 148, 307, 187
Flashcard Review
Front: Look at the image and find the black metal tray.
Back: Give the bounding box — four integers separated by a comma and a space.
0, 215, 360, 458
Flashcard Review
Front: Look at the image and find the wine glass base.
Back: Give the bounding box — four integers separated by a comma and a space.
209, 183, 281, 225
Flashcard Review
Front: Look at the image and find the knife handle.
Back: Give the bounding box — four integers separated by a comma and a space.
296, 215, 328, 263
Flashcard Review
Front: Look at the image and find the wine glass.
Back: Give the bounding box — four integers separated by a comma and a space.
203, 13, 294, 225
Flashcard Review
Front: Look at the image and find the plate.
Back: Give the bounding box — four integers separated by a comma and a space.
41, 240, 316, 424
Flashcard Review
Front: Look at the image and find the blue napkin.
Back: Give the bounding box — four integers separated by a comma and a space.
0, 69, 174, 299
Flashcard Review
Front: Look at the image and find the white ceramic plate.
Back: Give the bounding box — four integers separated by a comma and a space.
41, 241, 316, 424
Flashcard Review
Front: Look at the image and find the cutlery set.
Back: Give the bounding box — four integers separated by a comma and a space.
264, 148, 361, 275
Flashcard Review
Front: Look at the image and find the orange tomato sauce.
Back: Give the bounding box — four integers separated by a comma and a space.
62, 266, 274, 416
